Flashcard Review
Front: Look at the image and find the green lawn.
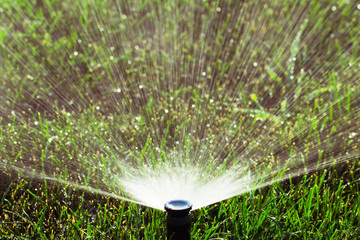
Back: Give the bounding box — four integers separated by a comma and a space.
1, 0, 360, 239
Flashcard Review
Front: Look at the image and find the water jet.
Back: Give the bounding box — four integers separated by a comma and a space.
0, 0, 359, 237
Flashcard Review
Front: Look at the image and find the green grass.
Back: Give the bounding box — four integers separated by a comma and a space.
1, 170, 359, 239
1, 0, 360, 239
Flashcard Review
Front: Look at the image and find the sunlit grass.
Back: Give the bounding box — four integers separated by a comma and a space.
1, 0, 360, 238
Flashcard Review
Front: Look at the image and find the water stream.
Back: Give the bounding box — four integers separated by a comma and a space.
0, 0, 359, 211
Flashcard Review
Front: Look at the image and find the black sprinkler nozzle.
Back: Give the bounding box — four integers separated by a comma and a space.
164, 200, 192, 240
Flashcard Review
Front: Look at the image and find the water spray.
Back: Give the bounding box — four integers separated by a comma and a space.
164, 200, 192, 240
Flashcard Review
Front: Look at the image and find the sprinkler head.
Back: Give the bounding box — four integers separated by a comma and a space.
164, 200, 192, 240
164, 199, 192, 217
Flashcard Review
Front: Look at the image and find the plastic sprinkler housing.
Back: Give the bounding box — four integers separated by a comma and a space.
164, 200, 192, 240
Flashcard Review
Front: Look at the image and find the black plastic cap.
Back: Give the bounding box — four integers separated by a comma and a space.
164, 200, 192, 217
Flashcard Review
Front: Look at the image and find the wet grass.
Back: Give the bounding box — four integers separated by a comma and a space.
1, 169, 359, 239
1, 0, 360, 239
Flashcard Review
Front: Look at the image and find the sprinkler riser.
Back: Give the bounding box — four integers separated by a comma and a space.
164, 200, 192, 240
167, 215, 191, 240
167, 215, 191, 226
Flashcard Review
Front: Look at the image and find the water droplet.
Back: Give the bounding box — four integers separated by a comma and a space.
349, 132, 356, 139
